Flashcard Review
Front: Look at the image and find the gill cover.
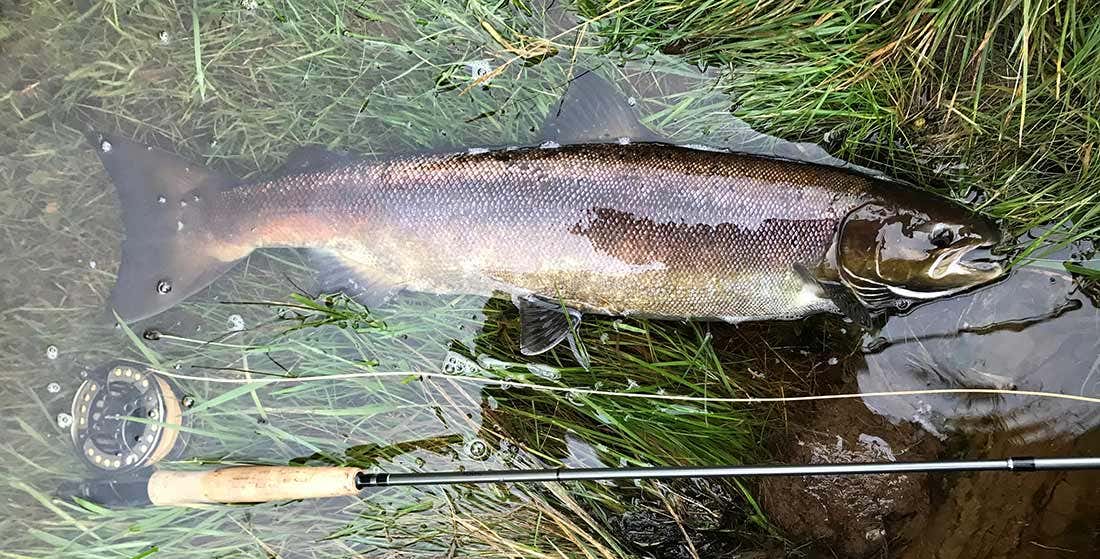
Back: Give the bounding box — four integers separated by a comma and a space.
835, 196, 1004, 313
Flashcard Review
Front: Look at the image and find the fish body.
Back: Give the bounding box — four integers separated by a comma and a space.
93, 73, 1004, 366
213, 143, 872, 321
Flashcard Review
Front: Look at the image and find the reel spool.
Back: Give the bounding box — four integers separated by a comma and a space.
70, 361, 185, 474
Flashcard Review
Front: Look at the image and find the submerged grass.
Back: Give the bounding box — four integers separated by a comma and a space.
0, 0, 1095, 558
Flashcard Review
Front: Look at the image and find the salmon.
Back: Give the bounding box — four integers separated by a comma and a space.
93, 73, 1004, 367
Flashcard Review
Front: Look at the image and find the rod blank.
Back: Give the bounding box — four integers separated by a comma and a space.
357, 456, 1100, 488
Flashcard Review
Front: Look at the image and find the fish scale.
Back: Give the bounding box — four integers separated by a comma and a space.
215, 143, 872, 320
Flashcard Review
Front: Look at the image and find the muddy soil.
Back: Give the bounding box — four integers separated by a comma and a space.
900, 429, 1100, 559
761, 395, 1100, 558
762, 397, 942, 558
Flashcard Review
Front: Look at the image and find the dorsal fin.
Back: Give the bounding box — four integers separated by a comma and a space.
538, 68, 891, 180
541, 71, 663, 145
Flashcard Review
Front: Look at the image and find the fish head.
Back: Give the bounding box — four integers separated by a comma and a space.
835, 189, 1006, 310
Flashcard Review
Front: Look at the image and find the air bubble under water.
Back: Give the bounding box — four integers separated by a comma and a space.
442, 352, 484, 376
466, 59, 491, 80
464, 439, 490, 460
227, 314, 245, 332
525, 363, 560, 380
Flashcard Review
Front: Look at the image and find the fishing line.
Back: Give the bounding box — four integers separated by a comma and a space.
150, 367, 1100, 406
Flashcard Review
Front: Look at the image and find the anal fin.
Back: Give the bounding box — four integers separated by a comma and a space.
516, 295, 590, 370
308, 249, 402, 309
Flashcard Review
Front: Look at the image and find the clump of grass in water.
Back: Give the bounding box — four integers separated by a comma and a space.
268, 292, 785, 553
578, 0, 1100, 265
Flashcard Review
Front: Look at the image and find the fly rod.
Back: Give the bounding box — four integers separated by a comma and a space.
60, 361, 1100, 508
64, 456, 1100, 508
358, 456, 1100, 487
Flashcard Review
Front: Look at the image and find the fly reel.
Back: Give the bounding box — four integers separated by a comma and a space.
70, 361, 185, 474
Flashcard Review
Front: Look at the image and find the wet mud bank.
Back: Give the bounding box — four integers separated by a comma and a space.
761, 390, 1099, 558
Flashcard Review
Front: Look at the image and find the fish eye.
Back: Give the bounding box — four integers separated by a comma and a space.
930, 226, 954, 248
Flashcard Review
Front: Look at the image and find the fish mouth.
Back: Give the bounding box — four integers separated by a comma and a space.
929, 241, 1005, 281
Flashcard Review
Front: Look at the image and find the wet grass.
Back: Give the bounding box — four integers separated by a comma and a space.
4, 271, 833, 557
0, 0, 1094, 558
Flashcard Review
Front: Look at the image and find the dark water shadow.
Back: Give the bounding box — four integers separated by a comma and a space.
859, 266, 1100, 444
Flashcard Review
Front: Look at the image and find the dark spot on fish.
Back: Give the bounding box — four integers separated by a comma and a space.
572, 207, 836, 270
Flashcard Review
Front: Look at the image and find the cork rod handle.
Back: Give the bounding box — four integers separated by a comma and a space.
147, 466, 361, 506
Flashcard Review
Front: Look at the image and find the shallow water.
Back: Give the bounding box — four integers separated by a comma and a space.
862, 265, 1100, 443
2, 2, 1098, 559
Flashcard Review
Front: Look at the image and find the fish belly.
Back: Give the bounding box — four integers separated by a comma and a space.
218, 143, 871, 319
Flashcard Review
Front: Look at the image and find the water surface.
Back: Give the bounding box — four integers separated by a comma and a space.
0, 1, 1096, 558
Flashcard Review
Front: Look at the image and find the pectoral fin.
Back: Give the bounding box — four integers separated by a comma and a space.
516, 295, 591, 370
794, 264, 884, 329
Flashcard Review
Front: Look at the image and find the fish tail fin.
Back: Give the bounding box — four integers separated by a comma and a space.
92, 132, 242, 322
